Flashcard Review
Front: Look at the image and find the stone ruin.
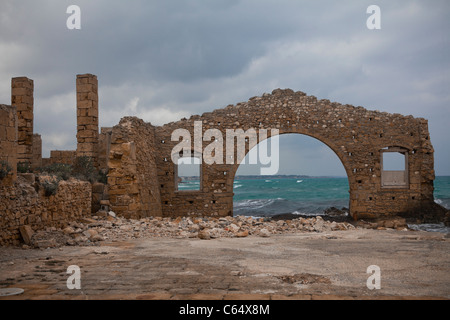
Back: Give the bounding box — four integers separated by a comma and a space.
0, 73, 448, 244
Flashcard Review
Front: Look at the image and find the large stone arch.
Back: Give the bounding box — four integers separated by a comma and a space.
108, 89, 438, 221
228, 131, 352, 211
228, 130, 353, 187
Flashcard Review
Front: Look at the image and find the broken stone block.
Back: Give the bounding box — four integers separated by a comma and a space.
83, 229, 98, 239
258, 228, 271, 238
235, 230, 249, 238
19, 225, 34, 245
198, 229, 211, 240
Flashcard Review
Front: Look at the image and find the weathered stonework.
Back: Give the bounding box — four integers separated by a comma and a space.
91, 182, 112, 214
0, 104, 18, 185
1, 76, 94, 246
42, 150, 77, 167
98, 127, 113, 171
0, 175, 92, 246
107, 88, 440, 221
11, 77, 34, 165
108, 117, 162, 219
76, 74, 99, 166
31, 134, 42, 170
1, 73, 446, 240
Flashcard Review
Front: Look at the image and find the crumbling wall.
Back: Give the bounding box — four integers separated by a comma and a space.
1, 75, 103, 247
108, 117, 162, 219
149, 89, 437, 220
31, 134, 42, 169
0, 104, 18, 185
98, 127, 112, 172
3, 72, 441, 223
42, 150, 77, 167
0, 175, 92, 246
154, 123, 233, 218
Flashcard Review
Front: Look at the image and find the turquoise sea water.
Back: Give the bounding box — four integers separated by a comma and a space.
232, 176, 450, 217
181, 176, 450, 214
233, 177, 350, 217
433, 176, 450, 209
235, 176, 450, 233
182, 176, 450, 232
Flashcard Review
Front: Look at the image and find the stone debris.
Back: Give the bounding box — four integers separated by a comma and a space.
26, 214, 357, 248
276, 273, 331, 285
94, 249, 110, 255
19, 225, 34, 246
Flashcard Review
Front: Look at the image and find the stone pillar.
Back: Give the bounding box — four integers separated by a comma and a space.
11, 77, 34, 166
0, 104, 18, 185
76, 74, 99, 166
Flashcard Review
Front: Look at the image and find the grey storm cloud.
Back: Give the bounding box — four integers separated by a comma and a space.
0, 0, 449, 175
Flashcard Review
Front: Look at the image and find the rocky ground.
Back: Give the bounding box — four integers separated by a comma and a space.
23, 209, 416, 250
1, 228, 449, 300
28, 214, 356, 249
2, 210, 449, 301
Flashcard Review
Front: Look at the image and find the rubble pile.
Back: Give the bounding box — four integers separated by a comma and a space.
27, 214, 357, 248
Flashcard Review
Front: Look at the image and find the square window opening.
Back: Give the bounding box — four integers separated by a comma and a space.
175, 156, 202, 191
381, 148, 409, 188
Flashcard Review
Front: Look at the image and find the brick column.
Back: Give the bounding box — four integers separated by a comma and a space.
76, 74, 99, 166
11, 77, 34, 165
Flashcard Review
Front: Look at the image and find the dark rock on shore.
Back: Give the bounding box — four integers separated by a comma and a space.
271, 207, 352, 223
270, 213, 301, 221
324, 207, 349, 217
398, 201, 449, 225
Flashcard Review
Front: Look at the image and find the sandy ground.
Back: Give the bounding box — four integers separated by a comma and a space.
0, 228, 449, 300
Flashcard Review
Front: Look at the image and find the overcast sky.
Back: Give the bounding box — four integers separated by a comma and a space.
0, 0, 449, 176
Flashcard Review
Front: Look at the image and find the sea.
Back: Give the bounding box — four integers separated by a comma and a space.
180, 176, 450, 233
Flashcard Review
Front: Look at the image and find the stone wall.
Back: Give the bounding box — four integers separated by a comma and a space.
42, 150, 77, 167
0, 104, 18, 185
92, 182, 108, 214
98, 127, 112, 172
1, 75, 99, 247
108, 117, 162, 219
0, 175, 92, 246
31, 134, 42, 169
115, 89, 438, 221
154, 123, 233, 218
3, 73, 442, 225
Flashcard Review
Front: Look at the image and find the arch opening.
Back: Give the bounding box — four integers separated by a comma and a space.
232, 133, 350, 219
